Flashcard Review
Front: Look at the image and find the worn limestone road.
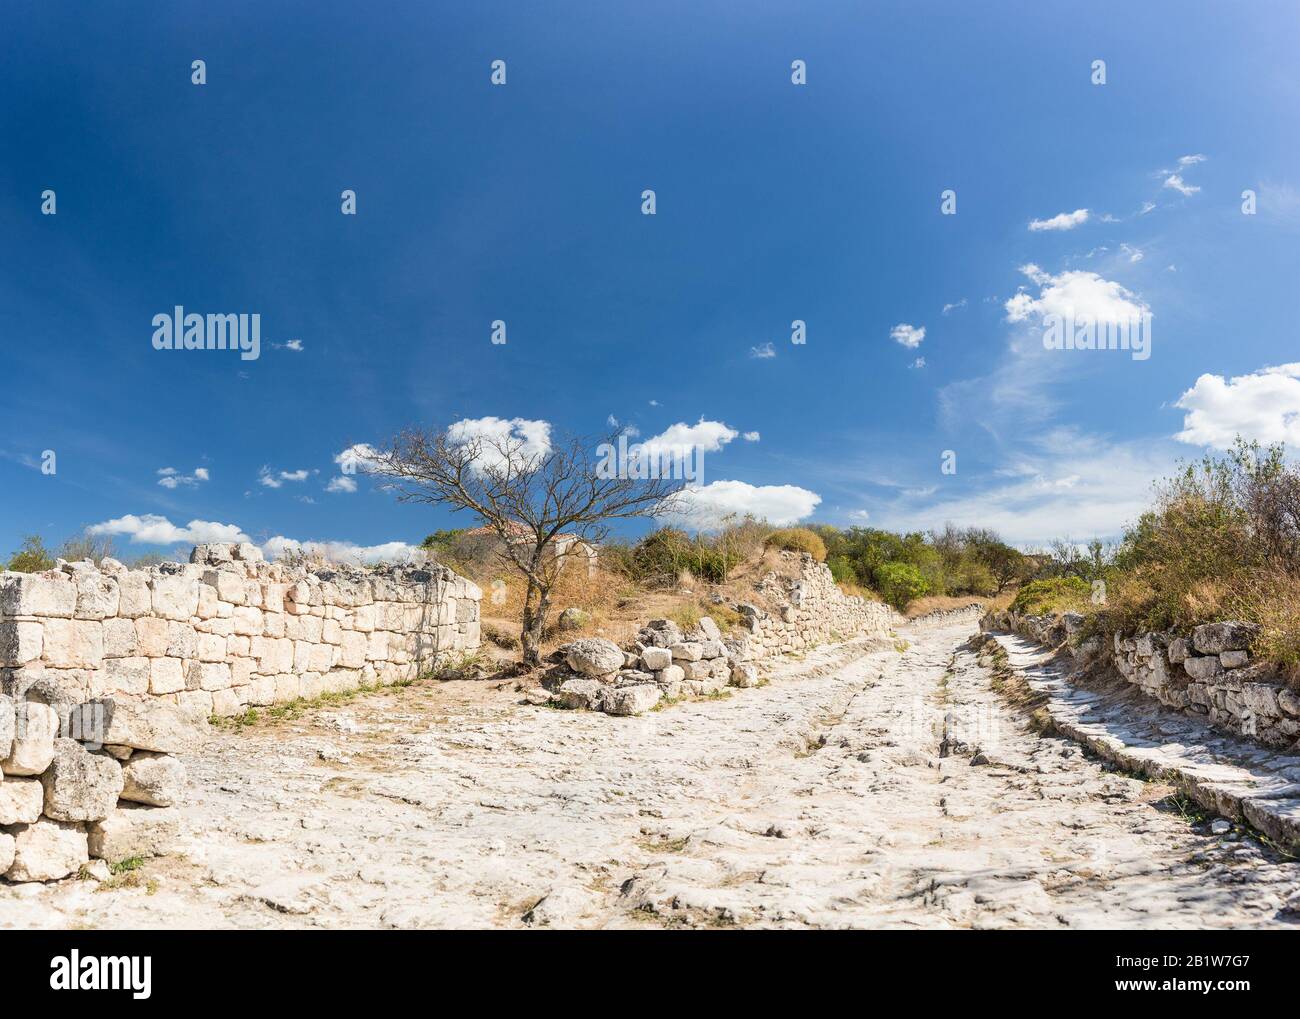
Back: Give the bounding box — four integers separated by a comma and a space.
5, 616, 1299, 929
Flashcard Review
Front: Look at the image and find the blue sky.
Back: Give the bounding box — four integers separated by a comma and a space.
3, 1, 1299, 561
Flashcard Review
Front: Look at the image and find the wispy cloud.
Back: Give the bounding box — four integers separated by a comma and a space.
1028, 208, 1089, 232
749, 342, 776, 359
156, 466, 210, 490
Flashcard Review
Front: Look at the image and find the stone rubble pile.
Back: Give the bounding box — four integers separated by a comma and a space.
543, 553, 896, 716
983, 608, 1300, 749
0, 542, 482, 719
1, 696, 193, 882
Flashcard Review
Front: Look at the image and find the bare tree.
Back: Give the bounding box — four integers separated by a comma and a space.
370, 427, 683, 668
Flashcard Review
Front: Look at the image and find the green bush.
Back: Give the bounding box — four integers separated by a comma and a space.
874, 561, 931, 611
1010, 576, 1092, 616
764, 527, 827, 562
6, 535, 55, 573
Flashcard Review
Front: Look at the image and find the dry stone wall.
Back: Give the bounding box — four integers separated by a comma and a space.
1, 541, 481, 883
0, 542, 483, 720
983, 609, 1300, 751
541, 552, 898, 716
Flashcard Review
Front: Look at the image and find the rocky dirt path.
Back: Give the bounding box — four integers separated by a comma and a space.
5, 619, 1298, 928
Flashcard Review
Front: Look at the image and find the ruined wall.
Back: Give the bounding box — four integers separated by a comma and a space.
0, 542, 482, 719
983, 609, 1300, 750
734, 551, 898, 658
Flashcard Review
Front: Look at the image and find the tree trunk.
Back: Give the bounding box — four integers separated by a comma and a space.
520, 576, 551, 668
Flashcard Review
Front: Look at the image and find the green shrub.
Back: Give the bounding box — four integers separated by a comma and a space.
1010, 576, 1092, 616
764, 528, 827, 562
874, 561, 931, 611
6, 535, 55, 573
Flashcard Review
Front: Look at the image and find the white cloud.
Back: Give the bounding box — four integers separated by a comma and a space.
284, 339, 304, 352
890, 323, 925, 349
749, 342, 776, 359
1120, 243, 1144, 263
910, 357, 926, 369
1004, 264, 1150, 326
1163, 173, 1200, 196
1174, 363, 1300, 450
156, 466, 210, 490
446, 416, 552, 472
1028, 208, 1089, 232
1178, 154, 1207, 168
847, 509, 870, 522
260, 466, 312, 488
742, 431, 760, 442
641, 419, 739, 458
658, 480, 821, 529
88, 514, 250, 546
942, 298, 967, 315
326, 475, 358, 493
328, 442, 383, 490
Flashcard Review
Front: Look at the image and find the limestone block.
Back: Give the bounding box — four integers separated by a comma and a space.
171, 689, 213, 716
73, 571, 119, 620
556, 678, 604, 710
308, 643, 335, 673
227, 634, 251, 658
188, 661, 231, 692
262, 583, 285, 614
88, 805, 178, 862
101, 617, 138, 659
101, 699, 201, 752
274, 674, 300, 701
232, 606, 264, 636
117, 572, 152, 618
4, 817, 88, 882
41, 738, 123, 822
245, 675, 277, 706
230, 657, 255, 687
42, 618, 103, 669
0, 620, 43, 666
103, 656, 150, 695
0, 775, 43, 824
565, 638, 625, 677
2, 701, 59, 775
352, 604, 376, 633
151, 575, 200, 620
340, 631, 367, 669
1220, 650, 1249, 669
119, 751, 186, 806
149, 658, 185, 695
730, 663, 760, 688
196, 632, 227, 662
211, 688, 242, 715
601, 684, 661, 716
264, 612, 286, 637
366, 631, 389, 661
165, 621, 198, 660
0, 571, 77, 617
670, 642, 704, 662
1193, 621, 1258, 655
135, 616, 170, 657
1183, 655, 1223, 682
641, 646, 673, 671
243, 580, 263, 607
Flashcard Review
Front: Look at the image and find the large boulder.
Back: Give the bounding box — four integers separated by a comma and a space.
601, 684, 662, 716
1192, 621, 1259, 655
730, 663, 760, 688
638, 620, 683, 649
555, 678, 605, 710
563, 638, 625, 677
120, 752, 187, 807
88, 805, 179, 861
640, 646, 673, 671
1, 701, 58, 776
555, 607, 590, 632
0, 775, 44, 825
41, 738, 124, 822
0, 832, 12, 875
4, 818, 89, 882
98, 699, 203, 753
